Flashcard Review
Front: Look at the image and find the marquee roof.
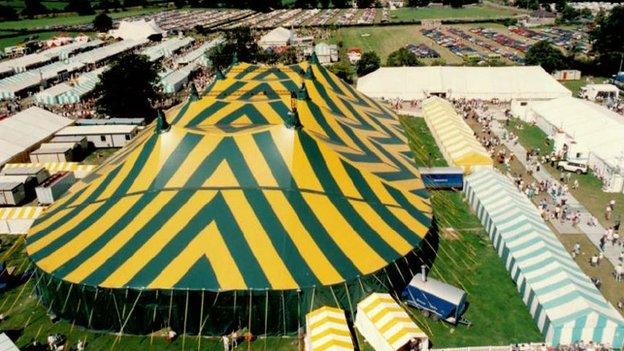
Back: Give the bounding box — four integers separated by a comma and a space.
26, 61, 431, 292
357, 66, 571, 101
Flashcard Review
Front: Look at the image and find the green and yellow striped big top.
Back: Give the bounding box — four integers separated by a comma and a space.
26, 61, 432, 293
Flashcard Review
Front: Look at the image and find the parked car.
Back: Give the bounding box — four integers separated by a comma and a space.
557, 160, 588, 174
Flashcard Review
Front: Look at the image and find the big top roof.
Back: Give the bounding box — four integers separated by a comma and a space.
26, 59, 432, 292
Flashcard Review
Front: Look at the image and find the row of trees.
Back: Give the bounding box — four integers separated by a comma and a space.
18, 0, 148, 17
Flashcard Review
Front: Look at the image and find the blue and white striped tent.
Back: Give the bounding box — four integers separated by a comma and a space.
140, 37, 194, 62
464, 169, 624, 347
34, 67, 106, 105
175, 38, 223, 67
160, 62, 197, 94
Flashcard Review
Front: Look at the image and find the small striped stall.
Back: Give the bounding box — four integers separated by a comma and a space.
355, 293, 428, 351
306, 306, 354, 351
0, 207, 45, 235
3, 162, 96, 179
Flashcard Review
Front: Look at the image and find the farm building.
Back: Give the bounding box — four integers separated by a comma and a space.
26, 59, 432, 336
55, 125, 139, 148
357, 66, 571, 101
0, 107, 73, 168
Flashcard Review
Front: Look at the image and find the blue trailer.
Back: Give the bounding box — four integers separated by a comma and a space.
419, 167, 464, 190
402, 273, 470, 325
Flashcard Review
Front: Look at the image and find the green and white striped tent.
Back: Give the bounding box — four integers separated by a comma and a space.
140, 37, 194, 62
34, 67, 105, 105
464, 169, 624, 347
160, 62, 197, 94
175, 38, 223, 67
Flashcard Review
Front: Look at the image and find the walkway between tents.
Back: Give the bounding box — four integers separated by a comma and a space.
489, 119, 620, 267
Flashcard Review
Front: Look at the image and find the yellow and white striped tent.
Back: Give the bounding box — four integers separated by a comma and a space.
306, 306, 354, 351
421, 96, 493, 173
355, 293, 428, 351
3, 162, 96, 179
0, 207, 45, 234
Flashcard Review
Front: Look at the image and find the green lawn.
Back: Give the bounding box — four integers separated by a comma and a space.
329, 24, 462, 64
390, 5, 522, 22
506, 117, 553, 154
401, 116, 543, 346
0, 31, 63, 49
0, 8, 164, 31
560, 76, 611, 96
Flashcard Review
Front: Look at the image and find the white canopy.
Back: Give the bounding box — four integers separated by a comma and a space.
530, 97, 624, 171
0, 107, 73, 167
357, 66, 571, 101
258, 27, 294, 48
109, 19, 164, 41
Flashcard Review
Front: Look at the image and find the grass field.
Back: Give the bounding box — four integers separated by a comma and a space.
401, 116, 543, 346
560, 76, 611, 96
0, 31, 64, 49
390, 5, 522, 22
329, 24, 463, 64
0, 8, 163, 31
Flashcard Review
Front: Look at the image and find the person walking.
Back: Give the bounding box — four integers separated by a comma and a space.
615, 264, 623, 283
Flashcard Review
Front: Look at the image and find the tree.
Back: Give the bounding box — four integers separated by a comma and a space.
356, 51, 380, 76
95, 54, 161, 120
331, 0, 348, 7
278, 47, 299, 65
591, 5, 624, 73
524, 40, 566, 73
22, 0, 48, 17
386, 47, 422, 67
0, 5, 18, 21
356, 0, 374, 8
407, 0, 429, 7
65, 0, 94, 15
123, 0, 145, 7
560, 5, 580, 22
208, 27, 260, 69
173, 0, 186, 8
449, 0, 463, 8
98, 0, 121, 9
329, 61, 354, 84
554, 0, 566, 12
93, 13, 113, 32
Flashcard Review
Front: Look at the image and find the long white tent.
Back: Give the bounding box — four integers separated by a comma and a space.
140, 37, 194, 62
357, 66, 571, 101
175, 38, 223, 66
464, 169, 624, 347
34, 66, 107, 105
160, 62, 197, 93
0, 39, 103, 77
0, 39, 146, 99
529, 97, 624, 192
0, 107, 73, 167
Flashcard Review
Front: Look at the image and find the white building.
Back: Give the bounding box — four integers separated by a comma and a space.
55, 125, 138, 148
258, 27, 295, 49
528, 97, 624, 192
357, 66, 571, 101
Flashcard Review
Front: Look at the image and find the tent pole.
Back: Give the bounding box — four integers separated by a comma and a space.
167, 290, 174, 329
310, 286, 315, 312
329, 286, 340, 309
61, 284, 74, 313
281, 291, 286, 334
247, 290, 252, 351
343, 282, 355, 322
111, 292, 123, 330
182, 289, 189, 351
263, 290, 268, 351
197, 290, 205, 351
